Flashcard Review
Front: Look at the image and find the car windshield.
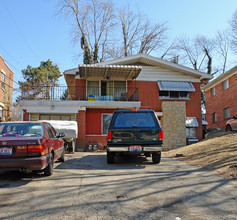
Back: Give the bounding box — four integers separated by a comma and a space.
0, 123, 44, 137
114, 112, 157, 128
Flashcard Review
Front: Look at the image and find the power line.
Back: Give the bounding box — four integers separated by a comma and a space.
1, 0, 39, 61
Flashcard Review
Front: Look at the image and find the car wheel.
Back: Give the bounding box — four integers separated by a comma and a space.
144, 152, 151, 157
152, 153, 161, 164
226, 125, 232, 132
44, 153, 54, 176
107, 150, 115, 164
58, 147, 65, 162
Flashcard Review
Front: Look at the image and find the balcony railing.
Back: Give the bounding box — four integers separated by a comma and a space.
20, 86, 139, 102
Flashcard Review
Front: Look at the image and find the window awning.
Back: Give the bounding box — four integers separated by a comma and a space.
78, 64, 142, 79
158, 81, 195, 92
186, 117, 199, 127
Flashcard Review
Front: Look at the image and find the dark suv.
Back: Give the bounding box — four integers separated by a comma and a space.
106, 109, 163, 164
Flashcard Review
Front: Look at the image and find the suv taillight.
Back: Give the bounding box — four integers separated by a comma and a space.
158, 130, 163, 141
107, 131, 112, 142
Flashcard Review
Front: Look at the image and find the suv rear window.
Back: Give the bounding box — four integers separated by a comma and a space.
113, 112, 157, 128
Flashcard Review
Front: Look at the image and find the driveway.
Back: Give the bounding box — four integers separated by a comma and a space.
0, 152, 236, 220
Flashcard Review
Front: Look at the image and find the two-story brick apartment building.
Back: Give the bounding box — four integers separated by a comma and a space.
19, 54, 212, 151
0, 55, 14, 121
202, 66, 237, 130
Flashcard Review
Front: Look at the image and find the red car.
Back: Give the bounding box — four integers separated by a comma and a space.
0, 121, 65, 176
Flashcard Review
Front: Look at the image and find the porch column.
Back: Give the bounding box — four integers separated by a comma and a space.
77, 109, 86, 150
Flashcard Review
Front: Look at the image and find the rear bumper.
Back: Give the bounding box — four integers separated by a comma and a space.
0, 154, 50, 171
107, 145, 163, 152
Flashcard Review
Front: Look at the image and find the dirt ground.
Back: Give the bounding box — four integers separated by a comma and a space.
165, 131, 237, 181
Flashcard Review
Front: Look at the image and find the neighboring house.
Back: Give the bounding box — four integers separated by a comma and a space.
202, 66, 237, 130
0, 55, 14, 121
19, 54, 212, 151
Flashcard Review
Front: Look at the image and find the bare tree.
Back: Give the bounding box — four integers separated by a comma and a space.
11, 103, 22, 121
195, 35, 215, 74
175, 35, 215, 74
117, 6, 169, 57
58, 0, 115, 64
215, 30, 230, 74
230, 9, 237, 53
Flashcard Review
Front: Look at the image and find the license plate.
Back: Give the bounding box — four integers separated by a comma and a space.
129, 146, 141, 152
0, 147, 12, 155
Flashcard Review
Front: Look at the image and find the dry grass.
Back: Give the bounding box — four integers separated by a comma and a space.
164, 131, 237, 180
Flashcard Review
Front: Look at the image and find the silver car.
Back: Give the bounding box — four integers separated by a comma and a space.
226, 116, 237, 131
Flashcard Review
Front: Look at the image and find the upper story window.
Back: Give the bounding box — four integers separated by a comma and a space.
159, 90, 189, 99
211, 87, 215, 96
158, 81, 194, 100
87, 80, 126, 101
1, 72, 5, 90
222, 80, 229, 91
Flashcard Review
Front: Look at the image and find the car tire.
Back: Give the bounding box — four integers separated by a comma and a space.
226, 125, 232, 132
44, 153, 54, 176
58, 147, 65, 162
107, 150, 115, 164
144, 152, 151, 157
152, 153, 161, 164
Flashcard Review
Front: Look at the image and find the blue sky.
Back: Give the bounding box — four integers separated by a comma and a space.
1, 0, 237, 91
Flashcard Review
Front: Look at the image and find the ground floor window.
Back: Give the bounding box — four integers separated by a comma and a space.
39, 114, 72, 121
186, 127, 196, 138
0, 106, 3, 118
212, 112, 217, 123
224, 107, 230, 119
102, 114, 112, 134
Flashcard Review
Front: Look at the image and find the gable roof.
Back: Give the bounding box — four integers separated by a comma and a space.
64, 54, 212, 81
202, 65, 237, 91
99, 54, 212, 80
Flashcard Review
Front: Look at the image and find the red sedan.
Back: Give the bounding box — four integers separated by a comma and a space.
0, 121, 65, 176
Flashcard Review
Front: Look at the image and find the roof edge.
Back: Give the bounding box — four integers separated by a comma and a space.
202, 65, 237, 91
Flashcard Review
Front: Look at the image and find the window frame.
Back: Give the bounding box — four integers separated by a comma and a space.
87, 80, 127, 100
159, 90, 190, 99
224, 107, 231, 120
0, 106, 3, 118
186, 127, 196, 138
212, 112, 217, 123
1, 72, 5, 90
211, 87, 215, 96
102, 113, 113, 135
222, 80, 229, 91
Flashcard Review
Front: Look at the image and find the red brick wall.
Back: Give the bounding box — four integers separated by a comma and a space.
77, 110, 86, 148
0, 56, 13, 120
76, 79, 86, 100
86, 109, 115, 134
205, 74, 237, 130
129, 81, 202, 140
23, 110, 29, 121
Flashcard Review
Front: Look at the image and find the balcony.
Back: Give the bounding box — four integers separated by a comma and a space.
20, 86, 139, 102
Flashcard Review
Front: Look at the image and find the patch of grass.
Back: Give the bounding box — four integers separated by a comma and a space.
164, 131, 237, 180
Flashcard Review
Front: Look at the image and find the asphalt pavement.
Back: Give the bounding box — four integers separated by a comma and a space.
0, 152, 237, 220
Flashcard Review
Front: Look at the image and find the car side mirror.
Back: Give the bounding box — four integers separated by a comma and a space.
57, 133, 65, 138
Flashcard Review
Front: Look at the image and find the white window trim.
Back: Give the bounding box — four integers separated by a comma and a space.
1, 71, 5, 90
159, 91, 190, 100
211, 87, 215, 96
101, 113, 113, 135
223, 80, 229, 91
87, 80, 127, 99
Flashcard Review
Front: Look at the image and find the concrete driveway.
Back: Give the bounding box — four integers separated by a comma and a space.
0, 152, 236, 220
